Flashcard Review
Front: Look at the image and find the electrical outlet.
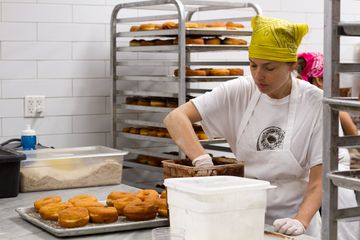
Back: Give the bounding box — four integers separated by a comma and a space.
25, 95, 45, 117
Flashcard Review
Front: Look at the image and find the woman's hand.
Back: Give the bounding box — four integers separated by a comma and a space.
273, 218, 306, 236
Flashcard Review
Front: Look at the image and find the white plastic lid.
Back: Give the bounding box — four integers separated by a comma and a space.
164, 176, 273, 195
21, 124, 36, 136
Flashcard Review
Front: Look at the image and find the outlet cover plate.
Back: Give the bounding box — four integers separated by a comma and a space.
24, 95, 45, 117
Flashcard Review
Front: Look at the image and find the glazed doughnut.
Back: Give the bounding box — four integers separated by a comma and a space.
157, 198, 168, 217
222, 37, 247, 45
123, 201, 158, 221
106, 192, 134, 207
160, 190, 167, 199
226, 22, 245, 30
71, 200, 104, 208
204, 37, 221, 45
229, 68, 244, 76
205, 22, 227, 29
113, 195, 142, 215
139, 23, 162, 31
130, 26, 140, 32
58, 207, 89, 228
87, 207, 118, 223
34, 196, 62, 212
209, 69, 230, 76
162, 22, 178, 29
136, 189, 159, 201
68, 195, 97, 205
39, 202, 73, 221
197, 131, 208, 140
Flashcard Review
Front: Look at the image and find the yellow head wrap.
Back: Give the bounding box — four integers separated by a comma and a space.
249, 16, 308, 62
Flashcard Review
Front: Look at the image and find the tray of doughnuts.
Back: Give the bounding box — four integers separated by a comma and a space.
16, 191, 169, 237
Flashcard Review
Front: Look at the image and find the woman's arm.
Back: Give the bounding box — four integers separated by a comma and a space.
294, 164, 323, 229
339, 111, 358, 136
164, 101, 206, 160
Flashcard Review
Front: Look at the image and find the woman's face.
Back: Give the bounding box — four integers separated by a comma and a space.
249, 58, 296, 98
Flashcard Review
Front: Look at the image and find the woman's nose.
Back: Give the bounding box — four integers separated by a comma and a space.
253, 68, 265, 80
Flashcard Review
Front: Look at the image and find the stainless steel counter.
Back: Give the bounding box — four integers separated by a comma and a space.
0, 184, 316, 240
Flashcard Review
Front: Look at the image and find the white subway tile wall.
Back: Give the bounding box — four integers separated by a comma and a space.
0, 0, 360, 148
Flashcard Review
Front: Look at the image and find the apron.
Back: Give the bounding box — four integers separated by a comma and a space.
236, 77, 321, 238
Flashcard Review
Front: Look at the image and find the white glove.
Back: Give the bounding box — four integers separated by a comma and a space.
273, 218, 306, 236
192, 154, 214, 168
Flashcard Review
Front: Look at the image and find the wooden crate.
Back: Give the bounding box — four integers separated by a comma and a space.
162, 157, 244, 179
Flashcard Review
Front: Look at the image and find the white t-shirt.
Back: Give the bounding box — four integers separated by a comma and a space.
191, 76, 323, 170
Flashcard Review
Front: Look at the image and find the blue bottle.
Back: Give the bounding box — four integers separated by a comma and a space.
21, 124, 37, 150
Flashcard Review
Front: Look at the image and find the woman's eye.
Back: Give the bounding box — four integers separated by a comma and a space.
250, 65, 257, 69
265, 67, 275, 71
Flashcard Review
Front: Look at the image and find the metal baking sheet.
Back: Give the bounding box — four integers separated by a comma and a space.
329, 169, 360, 191
16, 204, 169, 237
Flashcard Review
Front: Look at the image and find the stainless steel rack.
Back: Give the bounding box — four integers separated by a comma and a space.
110, 0, 261, 179
323, 0, 360, 239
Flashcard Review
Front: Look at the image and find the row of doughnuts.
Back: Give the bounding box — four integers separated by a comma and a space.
126, 96, 181, 108
123, 126, 208, 140
174, 67, 244, 76
129, 37, 247, 46
130, 21, 244, 31
136, 151, 178, 167
34, 190, 168, 228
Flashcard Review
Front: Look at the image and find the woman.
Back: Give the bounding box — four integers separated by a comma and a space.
164, 16, 322, 237
297, 52, 360, 240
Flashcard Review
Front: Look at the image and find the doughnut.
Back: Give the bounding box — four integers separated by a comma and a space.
129, 39, 142, 46
204, 37, 221, 45
154, 39, 174, 46
58, 207, 89, 228
130, 26, 140, 32
226, 22, 245, 30
146, 156, 163, 167
174, 68, 207, 76
222, 37, 247, 45
209, 69, 230, 76
165, 98, 178, 108
197, 131, 208, 140
106, 192, 134, 207
137, 97, 151, 106
71, 200, 104, 208
123, 201, 158, 221
185, 22, 200, 28
157, 198, 168, 217
162, 22, 178, 29
156, 128, 168, 137
122, 127, 131, 133
139, 128, 150, 136
34, 196, 62, 212
173, 37, 204, 45
139, 23, 162, 31
39, 202, 73, 221
205, 22, 226, 29
87, 207, 118, 223
150, 98, 166, 107
136, 189, 159, 201
113, 195, 142, 215
129, 127, 140, 134
68, 195, 97, 205
126, 96, 138, 105
229, 68, 244, 76
160, 190, 167, 199
140, 39, 157, 46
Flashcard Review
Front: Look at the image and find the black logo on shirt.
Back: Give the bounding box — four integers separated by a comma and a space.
257, 126, 285, 151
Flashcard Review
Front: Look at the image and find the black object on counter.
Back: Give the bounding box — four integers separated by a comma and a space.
0, 146, 26, 198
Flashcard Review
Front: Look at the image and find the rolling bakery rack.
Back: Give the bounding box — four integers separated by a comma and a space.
323, 0, 360, 239
110, 0, 262, 187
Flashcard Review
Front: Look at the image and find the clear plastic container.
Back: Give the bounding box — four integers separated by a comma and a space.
164, 176, 274, 240
19, 146, 127, 192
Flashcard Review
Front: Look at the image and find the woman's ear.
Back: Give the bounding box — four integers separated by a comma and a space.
313, 78, 324, 89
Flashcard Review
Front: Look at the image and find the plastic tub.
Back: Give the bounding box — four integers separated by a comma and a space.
164, 176, 273, 240
19, 146, 127, 192
0, 147, 26, 198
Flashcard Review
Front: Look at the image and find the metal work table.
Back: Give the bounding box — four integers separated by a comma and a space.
0, 184, 316, 240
